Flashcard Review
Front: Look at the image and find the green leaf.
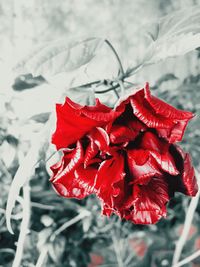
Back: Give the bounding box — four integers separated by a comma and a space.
142, 6, 200, 65
15, 38, 104, 77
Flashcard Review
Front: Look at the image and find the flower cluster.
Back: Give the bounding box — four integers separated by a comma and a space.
50, 83, 198, 224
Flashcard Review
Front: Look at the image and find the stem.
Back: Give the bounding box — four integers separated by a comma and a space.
95, 84, 119, 94
173, 249, 200, 267
70, 80, 101, 90
50, 210, 90, 242
118, 80, 125, 96
172, 172, 200, 266
111, 233, 124, 267
113, 88, 120, 99
12, 184, 30, 267
105, 39, 125, 76
35, 247, 48, 267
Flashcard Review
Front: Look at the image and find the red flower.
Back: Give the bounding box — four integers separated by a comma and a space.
50, 83, 198, 224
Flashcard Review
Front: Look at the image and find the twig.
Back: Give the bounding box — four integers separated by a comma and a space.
95, 84, 119, 94
50, 209, 90, 242
111, 231, 124, 267
173, 249, 200, 267
118, 80, 125, 96
35, 247, 48, 267
12, 184, 31, 267
113, 88, 120, 99
35, 210, 90, 266
172, 172, 200, 265
31, 202, 56, 210
105, 39, 125, 76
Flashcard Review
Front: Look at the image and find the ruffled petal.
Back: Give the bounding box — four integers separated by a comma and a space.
52, 98, 117, 149
50, 141, 97, 199
50, 141, 84, 183
169, 145, 198, 196
130, 176, 170, 224
109, 125, 135, 144
95, 153, 125, 214
127, 149, 162, 185
89, 127, 110, 151
109, 119, 146, 144
51, 166, 97, 199
84, 127, 110, 167
144, 83, 193, 120
130, 90, 174, 129
140, 132, 179, 175
115, 83, 194, 143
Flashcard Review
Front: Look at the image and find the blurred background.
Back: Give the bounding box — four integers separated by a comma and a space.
0, 0, 200, 266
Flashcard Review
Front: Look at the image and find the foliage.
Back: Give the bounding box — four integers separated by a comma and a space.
0, 2, 200, 267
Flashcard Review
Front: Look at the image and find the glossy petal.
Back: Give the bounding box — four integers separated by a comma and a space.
88, 127, 110, 151
51, 166, 97, 199
144, 83, 193, 120
127, 149, 162, 185
95, 153, 125, 214
169, 145, 198, 196
51, 141, 84, 183
143, 83, 193, 142
52, 97, 117, 149
130, 176, 170, 224
115, 83, 194, 143
109, 119, 146, 144
50, 141, 97, 199
84, 127, 110, 167
140, 132, 179, 175
109, 125, 135, 144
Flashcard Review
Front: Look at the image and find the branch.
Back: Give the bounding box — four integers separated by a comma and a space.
35, 210, 90, 266
105, 39, 125, 76
12, 184, 30, 267
173, 249, 200, 267
172, 171, 200, 266
50, 209, 90, 242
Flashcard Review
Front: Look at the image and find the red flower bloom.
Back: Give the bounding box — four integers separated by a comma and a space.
50, 83, 198, 224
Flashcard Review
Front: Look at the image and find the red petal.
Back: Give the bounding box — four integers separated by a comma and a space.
52, 97, 117, 149
130, 176, 170, 224
172, 145, 198, 196
52, 166, 97, 199
167, 119, 192, 143
89, 127, 109, 151
140, 132, 179, 175
127, 149, 162, 185
143, 83, 194, 142
109, 125, 134, 144
84, 127, 110, 167
95, 154, 125, 213
115, 83, 194, 143
84, 139, 98, 168
130, 90, 174, 129
50, 141, 84, 183
50, 141, 97, 199
144, 83, 193, 120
